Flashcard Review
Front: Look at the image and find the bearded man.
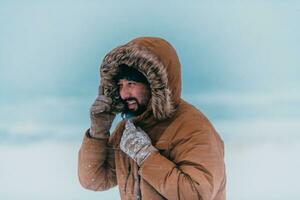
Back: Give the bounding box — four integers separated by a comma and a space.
78, 37, 226, 200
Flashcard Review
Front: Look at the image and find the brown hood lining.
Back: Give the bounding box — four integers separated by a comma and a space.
100, 43, 175, 120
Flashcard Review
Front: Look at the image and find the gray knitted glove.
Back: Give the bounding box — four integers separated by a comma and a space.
120, 120, 158, 166
89, 95, 116, 139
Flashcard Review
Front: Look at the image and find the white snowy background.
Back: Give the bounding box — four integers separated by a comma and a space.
1, 1, 299, 199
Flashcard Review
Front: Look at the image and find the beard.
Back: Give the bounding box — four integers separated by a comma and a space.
121, 97, 148, 118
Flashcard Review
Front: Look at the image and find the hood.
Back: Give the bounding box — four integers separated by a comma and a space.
99, 37, 182, 121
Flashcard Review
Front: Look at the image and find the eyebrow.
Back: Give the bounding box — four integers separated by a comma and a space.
117, 79, 137, 83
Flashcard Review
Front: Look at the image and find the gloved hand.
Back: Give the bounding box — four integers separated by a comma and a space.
120, 120, 158, 166
89, 95, 116, 139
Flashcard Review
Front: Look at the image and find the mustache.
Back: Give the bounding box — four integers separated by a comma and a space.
122, 97, 138, 104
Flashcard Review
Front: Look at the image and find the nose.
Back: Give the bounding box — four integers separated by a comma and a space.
119, 85, 131, 100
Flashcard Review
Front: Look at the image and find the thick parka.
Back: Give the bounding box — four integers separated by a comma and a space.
78, 37, 226, 200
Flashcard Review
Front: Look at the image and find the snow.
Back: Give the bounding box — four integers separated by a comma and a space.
0, 141, 120, 200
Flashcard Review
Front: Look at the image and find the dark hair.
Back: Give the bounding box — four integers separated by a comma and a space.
114, 64, 149, 85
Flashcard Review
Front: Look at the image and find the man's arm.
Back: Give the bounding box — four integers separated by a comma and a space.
140, 125, 225, 200
78, 130, 116, 191
78, 95, 117, 191
121, 120, 226, 199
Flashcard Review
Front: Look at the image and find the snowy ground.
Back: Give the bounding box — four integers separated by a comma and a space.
0, 140, 119, 200
1, 119, 299, 200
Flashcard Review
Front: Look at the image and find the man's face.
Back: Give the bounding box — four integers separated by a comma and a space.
118, 79, 151, 116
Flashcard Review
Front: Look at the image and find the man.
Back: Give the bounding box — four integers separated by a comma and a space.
78, 37, 226, 200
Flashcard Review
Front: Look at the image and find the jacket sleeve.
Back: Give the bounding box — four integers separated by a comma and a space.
138, 123, 226, 200
78, 129, 117, 191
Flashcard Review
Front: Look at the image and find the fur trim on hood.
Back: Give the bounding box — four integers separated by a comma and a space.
99, 37, 182, 121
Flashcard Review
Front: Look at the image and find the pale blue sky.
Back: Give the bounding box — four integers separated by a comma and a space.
0, 1, 300, 199
1, 0, 299, 142
1, 1, 299, 96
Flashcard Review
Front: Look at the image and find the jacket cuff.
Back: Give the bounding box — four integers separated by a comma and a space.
81, 129, 109, 148
86, 128, 109, 140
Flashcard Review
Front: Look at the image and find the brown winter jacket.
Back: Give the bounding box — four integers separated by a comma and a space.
78, 37, 226, 200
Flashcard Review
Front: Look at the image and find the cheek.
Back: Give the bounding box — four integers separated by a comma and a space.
139, 89, 151, 105
131, 85, 151, 105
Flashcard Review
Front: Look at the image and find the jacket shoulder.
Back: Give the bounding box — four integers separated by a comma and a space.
157, 100, 224, 156
172, 100, 215, 134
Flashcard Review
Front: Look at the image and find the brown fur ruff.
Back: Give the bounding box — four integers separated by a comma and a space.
99, 43, 175, 121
